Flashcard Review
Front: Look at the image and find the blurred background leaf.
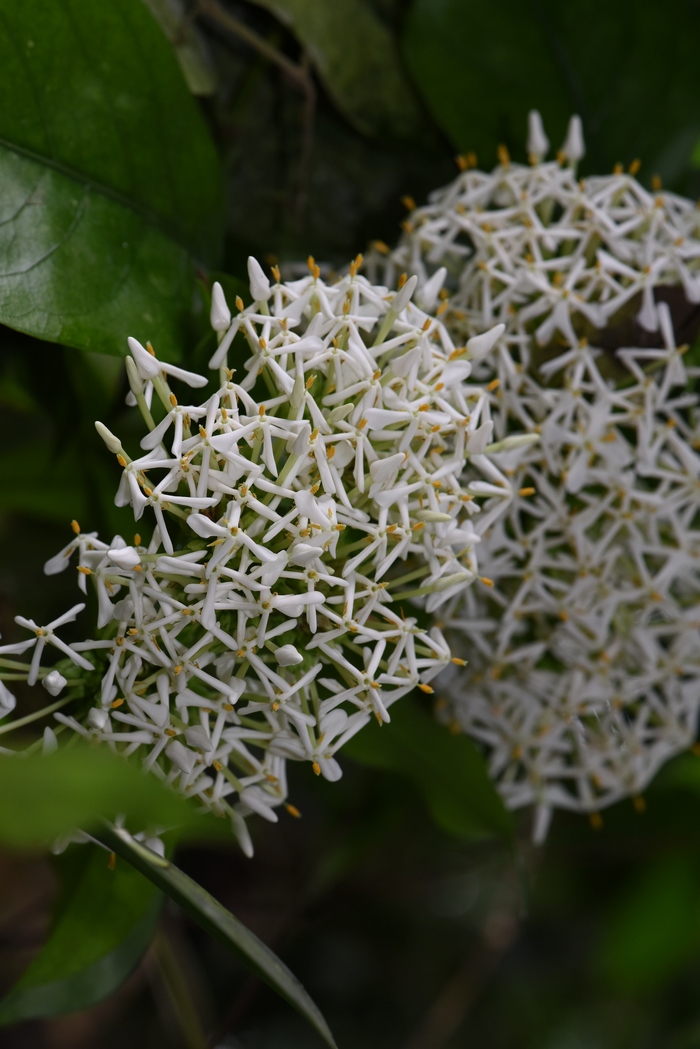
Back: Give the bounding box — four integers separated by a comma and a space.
404, 0, 700, 186
246, 0, 421, 137
344, 696, 513, 840
0, 845, 161, 1024
0, 747, 226, 847
0, 0, 224, 358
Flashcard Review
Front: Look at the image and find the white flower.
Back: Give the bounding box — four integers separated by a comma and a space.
1, 261, 522, 855
377, 113, 700, 834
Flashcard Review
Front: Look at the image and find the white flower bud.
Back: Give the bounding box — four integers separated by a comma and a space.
275, 644, 303, 667
42, 727, 58, 754
247, 256, 271, 302
42, 670, 68, 697
94, 421, 123, 454
560, 114, 585, 164
87, 707, 109, 730
107, 546, 141, 570
527, 110, 549, 160
210, 281, 231, 332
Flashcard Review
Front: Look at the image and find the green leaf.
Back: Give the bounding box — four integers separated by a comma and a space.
404, 0, 700, 174
597, 856, 700, 993
249, 0, 420, 137
0, 0, 224, 357
0, 844, 161, 1024
95, 822, 338, 1049
343, 696, 512, 839
0, 745, 224, 847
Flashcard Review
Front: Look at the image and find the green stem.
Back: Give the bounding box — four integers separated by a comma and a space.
0, 696, 73, 736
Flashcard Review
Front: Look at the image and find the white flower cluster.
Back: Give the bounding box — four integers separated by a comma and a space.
0, 259, 520, 854
371, 113, 700, 343
370, 112, 700, 836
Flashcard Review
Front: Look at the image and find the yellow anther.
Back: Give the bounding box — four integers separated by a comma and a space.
110, 698, 125, 709
271, 264, 281, 282
651, 174, 662, 191
401, 194, 416, 211
165, 728, 178, 737
397, 272, 408, 289
285, 803, 302, 818
312, 761, 321, 776
480, 576, 495, 587
235, 295, 244, 311
418, 683, 434, 694
497, 144, 510, 166
487, 378, 500, 392
518, 487, 535, 497
372, 240, 390, 255
629, 158, 641, 175
77, 565, 92, 575
71, 519, 81, 535
259, 337, 267, 350
146, 341, 156, 356
589, 812, 603, 830
306, 374, 316, 390
451, 657, 467, 666
307, 255, 316, 272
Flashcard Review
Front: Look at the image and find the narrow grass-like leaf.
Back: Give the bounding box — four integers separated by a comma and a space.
95, 822, 338, 1049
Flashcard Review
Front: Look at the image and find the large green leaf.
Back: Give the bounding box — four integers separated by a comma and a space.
249, 0, 420, 137
95, 822, 338, 1049
0, 844, 161, 1024
0, 0, 223, 357
404, 0, 700, 176
0, 746, 223, 847
344, 696, 512, 839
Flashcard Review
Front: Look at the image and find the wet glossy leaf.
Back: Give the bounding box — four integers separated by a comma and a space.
344, 696, 512, 839
0, 845, 161, 1024
95, 822, 338, 1048
404, 0, 700, 176
250, 0, 420, 137
0, 0, 223, 357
